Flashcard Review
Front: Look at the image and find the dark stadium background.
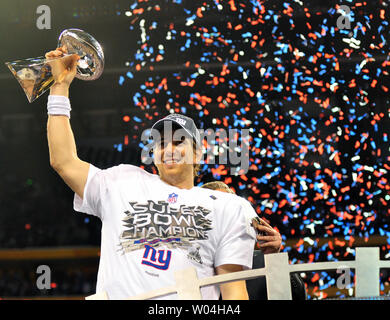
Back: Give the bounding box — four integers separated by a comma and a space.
0, 0, 389, 299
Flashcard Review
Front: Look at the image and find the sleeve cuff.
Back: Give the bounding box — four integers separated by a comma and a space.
73, 164, 101, 217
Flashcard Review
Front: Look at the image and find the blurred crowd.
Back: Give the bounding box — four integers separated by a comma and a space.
0, 172, 100, 298
0, 264, 97, 298
0, 172, 101, 249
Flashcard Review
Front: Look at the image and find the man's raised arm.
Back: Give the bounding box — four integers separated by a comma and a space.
46, 47, 90, 199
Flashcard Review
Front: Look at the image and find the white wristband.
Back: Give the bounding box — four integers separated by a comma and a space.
47, 95, 72, 118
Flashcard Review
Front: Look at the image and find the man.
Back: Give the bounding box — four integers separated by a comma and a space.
201, 181, 307, 300
45, 47, 257, 300
200, 181, 282, 254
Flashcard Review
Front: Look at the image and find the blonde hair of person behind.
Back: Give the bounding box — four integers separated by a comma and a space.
200, 181, 235, 194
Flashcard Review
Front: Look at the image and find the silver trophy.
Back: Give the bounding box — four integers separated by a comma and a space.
5, 28, 104, 103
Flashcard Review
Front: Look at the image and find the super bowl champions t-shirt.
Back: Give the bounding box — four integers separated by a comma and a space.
74, 164, 257, 300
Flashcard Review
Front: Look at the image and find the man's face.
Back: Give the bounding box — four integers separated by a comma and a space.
153, 129, 199, 179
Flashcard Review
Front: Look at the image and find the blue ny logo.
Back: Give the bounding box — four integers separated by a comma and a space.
141, 244, 172, 270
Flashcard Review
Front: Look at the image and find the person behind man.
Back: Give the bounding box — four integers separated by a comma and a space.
44, 47, 257, 299
201, 181, 307, 300
201, 181, 282, 253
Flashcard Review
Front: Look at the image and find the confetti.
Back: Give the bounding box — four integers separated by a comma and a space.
117, 0, 390, 299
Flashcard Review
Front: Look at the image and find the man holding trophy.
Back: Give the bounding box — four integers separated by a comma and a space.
9, 30, 258, 300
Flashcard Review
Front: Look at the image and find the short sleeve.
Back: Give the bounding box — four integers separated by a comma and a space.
214, 197, 257, 270
73, 164, 104, 219
239, 198, 259, 235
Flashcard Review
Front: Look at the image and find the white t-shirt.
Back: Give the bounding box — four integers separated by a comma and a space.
74, 164, 257, 300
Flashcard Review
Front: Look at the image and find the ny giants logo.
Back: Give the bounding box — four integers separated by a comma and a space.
141, 244, 172, 270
